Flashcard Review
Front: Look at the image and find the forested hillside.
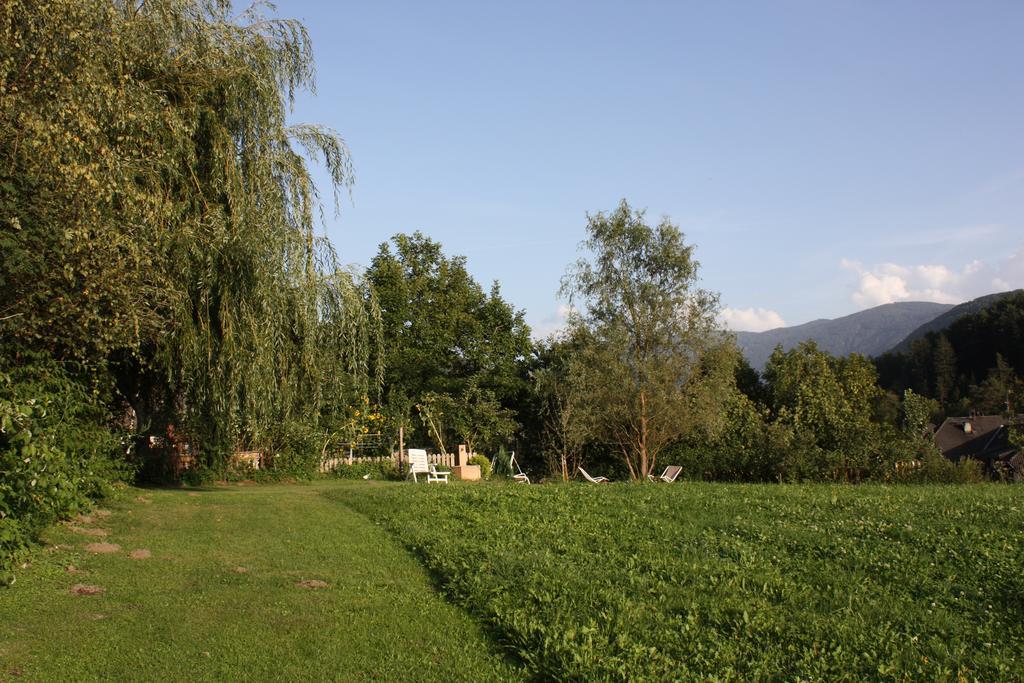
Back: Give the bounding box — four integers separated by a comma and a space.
887, 290, 1023, 354
876, 291, 1024, 415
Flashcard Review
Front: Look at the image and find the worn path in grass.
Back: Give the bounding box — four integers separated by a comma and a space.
0, 481, 523, 682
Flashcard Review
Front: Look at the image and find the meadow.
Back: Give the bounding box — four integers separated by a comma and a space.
2, 480, 1021, 681
335, 482, 1024, 681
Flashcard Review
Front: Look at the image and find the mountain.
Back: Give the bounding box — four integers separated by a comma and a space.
735, 301, 954, 370
886, 290, 1024, 355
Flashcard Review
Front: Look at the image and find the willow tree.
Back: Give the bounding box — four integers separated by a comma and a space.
561, 201, 736, 481
2, 0, 381, 466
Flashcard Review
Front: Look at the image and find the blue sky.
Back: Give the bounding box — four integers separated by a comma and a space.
286, 0, 1024, 335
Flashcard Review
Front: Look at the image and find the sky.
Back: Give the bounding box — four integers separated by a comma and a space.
285, 0, 1024, 335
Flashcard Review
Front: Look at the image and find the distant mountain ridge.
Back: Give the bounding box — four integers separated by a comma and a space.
887, 290, 1024, 355
735, 301, 954, 369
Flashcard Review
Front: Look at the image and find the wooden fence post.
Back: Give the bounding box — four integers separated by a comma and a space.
398, 424, 404, 475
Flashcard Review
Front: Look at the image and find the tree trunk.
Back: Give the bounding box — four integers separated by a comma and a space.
639, 391, 649, 480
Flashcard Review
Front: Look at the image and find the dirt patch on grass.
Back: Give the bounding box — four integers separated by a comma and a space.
75, 514, 95, 525
65, 566, 87, 575
85, 542, 121, 554
70, 526, 109, 537
129, 549, 152, 560
94, 509, 112, 518
135, 496, 152, 504
296, 579, 329, 589
69, 584, 105, 596
230, 566, 249, 574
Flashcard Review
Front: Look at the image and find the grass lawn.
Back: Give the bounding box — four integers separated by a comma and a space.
4, 479, 1022, 681
334, 481, 1024, 681
0, 481, 522, 682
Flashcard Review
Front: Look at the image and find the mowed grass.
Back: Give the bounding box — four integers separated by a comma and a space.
0, 482, 523, 682
334, 482, 1024, 682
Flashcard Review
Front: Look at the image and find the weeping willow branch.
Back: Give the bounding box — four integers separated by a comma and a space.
133, 0, 379, 462
3, 0, 379, 467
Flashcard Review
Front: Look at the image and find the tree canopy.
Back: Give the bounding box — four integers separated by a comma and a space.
560, 200, 736, 480
876, 291, 1024, 417
367, 232, 531, 453
1, 0, 379, 465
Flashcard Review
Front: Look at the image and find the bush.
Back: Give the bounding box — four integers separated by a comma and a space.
468, 454, 491, 479
1, 393, 78, 580
491, 446, 512, 478
902, 453, 986, 484
0, 357, 130, 581
259, 421, 323, 479
329, 460, 400, 481
180, 464, 219, 487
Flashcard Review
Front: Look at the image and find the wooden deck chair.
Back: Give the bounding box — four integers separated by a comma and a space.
577, 466, 609, 483
509, 451, 530, 484
648, 465, 682, 483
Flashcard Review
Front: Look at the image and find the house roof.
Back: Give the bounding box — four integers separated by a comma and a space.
935, 415, 1019, 462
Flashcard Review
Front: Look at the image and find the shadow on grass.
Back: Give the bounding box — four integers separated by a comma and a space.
325, 485, 543, 682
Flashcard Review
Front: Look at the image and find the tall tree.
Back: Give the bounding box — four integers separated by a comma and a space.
561, 200, 735, 480
970, 354, 1022, 416
367, 232, 532, 448
532, 334, 589, 481
932, 334, 957, 406
1, 0, 380, 466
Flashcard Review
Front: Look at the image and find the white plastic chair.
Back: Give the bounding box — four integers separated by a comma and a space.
577, 466, 609, 483
647, 465, 682, 483
509, 451, 530, 484
407, 449, 450, 483
426, 463, 450, 484
407, 449, 430, 482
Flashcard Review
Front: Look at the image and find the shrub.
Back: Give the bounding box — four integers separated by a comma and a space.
491, 446, 512, 478
0, 358, 130, 581
468, 454, 491, 479
903, 453, 986, 484
259, 421, 323, 478
1, 393, 77, 580
329, 460, 400, 481
180, 464, 219, 487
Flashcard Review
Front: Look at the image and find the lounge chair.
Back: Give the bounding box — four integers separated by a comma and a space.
578, 467, 609, 483
407, 449, 449, 483
426, 463, 450, 484
509, 451, 530, 484
648, 465, 682, 483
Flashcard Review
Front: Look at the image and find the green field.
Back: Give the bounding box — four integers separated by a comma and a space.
0, 483, 520, 682
2, 481, 1022, 681
336, 482, 1024, 681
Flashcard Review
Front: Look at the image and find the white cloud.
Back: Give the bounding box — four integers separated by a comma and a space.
841, 247, 1024, 308
720, 307, 786, 333
531, 304, 574, 339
